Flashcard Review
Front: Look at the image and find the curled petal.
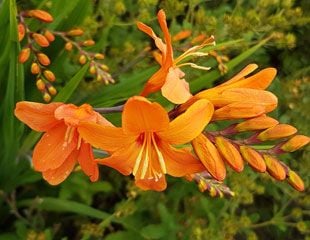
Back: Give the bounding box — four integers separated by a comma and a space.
159, 99, 213, 145
140, 68, 167, 97
263, 155, 286, 181
135, 175, 167, 191
14, 101, 62, 131
257, 124, 297, 141
240, 146, 266, 172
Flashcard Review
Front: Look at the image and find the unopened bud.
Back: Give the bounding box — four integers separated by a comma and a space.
79, 55, 87, 65
240, 146, 266, 172
82, 40, 95, 46
94, 53, 105, 60
172, 30, 192, 42
36, 79, 45, 91
280, 135, 310, 152
44, 30, 55, 42
287, 170, 304, 192
257, 124, 297, 141
236, 115, 279, 132
18, 23, 25, 41
96, 74, 102, 82
43, 70, 55, 82
100, 64, 109, 71
263, 155, 286, 181
43, 92, 51, 102
67, 28, 84, 36
27, 10, 53, 23
37, 53, 50, 66
89, 65, 96, 75
32, 33, 50, 47
47, 85, 57, 95
191, 33, 207, 44
31, 62, 40, 74
65, 42, 73, 51
18, 48, 31, 63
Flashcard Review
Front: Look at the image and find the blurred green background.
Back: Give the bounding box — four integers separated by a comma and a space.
0, 0, 309, 239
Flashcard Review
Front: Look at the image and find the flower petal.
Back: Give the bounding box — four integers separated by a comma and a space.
14, 101, 62, 131
77, 141, 99, 182
135, 176, 167, 191
42, 150, 78, 185
161, 67, 192, 104
158, 99, 213, 145
218, 64, 258, 86
140, 68, 167, 97
78, 122, 135, 152
159, 143, 205, 177
122, 96, 169, 135
32, 124, 77, 171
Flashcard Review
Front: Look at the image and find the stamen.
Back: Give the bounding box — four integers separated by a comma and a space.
152, 134, 167, 174
77, 135, 82, 149
177, 62, 211, 71
63, 126, 73, 147
140, 134, 150, 179
133, 134, 146, 176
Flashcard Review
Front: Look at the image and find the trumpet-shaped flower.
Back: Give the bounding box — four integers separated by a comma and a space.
137, 9, 214, 104
78, 96, 213, 191
14, 102, 112, 185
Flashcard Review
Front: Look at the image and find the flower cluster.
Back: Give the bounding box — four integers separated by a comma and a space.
15, 10, 308, 196
17, 9, 112, 102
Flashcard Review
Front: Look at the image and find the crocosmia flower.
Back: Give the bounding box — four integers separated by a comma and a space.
14, 102, 112, 185
78, 96, 214, 191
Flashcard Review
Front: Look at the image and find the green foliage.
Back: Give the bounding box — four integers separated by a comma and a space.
0, 0, 309, 239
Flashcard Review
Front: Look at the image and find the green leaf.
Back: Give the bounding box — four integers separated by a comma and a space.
105, 231, 144, 240
141, 224, 166, 239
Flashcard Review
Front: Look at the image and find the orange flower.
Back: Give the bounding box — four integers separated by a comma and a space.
14, 102, 112, 185
78, 96, 213, 191
137, 9, 214, 104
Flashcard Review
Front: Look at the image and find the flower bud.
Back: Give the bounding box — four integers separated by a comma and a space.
31, 62, 40, 74
215, 136, 244, 172
192, 134, 226, 181
36, 79, 45, 91
67, 28, 84, 36
191, 33, 207, 44
287, 170, 304, 192
65, 42, 73, 51
79, 55, 87, 65
240, 146, 266, 172
43, 70, 55, 82
89, 65, 96, 75
263, 155, 286, 181
100, 64, 109, 71
44, 30, 55, 42
18, 23, 25, 41
257, 124, 297, 141
280, 135, 310, 152
82, 40, 95, 46
32, 33, 50, 47
172, 30, 192, 42
94, 53, 105, 60
236, 115, 279, 132
47, 85, 57, 95
27, 10, 53, 23
18, 48, 31, 63
43, 92, 51, 102
37, 53, 50, 66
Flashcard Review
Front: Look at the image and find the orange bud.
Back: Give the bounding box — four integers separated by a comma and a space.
67, 28, 84, 36
18, 48, 31, 63
36, 79, 45, 91
263, 155, 286, 181
240, 146, 266, 172
32, 33, 50, 47
65, 42, 73, 51
191, 33, 207, 44
79, 55, 87, 65
31, 62, 40, 74
94, 53, 105, 60
100, 64, 109, 71
215, 136, 244, 172
172, 30, 192, 41
82, 40, 95, 46
47, 85, 57, 95
18, 23, 25, 41
192, 134, 226, 181
37, 53, 50, 66
44, 30, 55, 42
27, 10, 53, 23
257, 124, 297, 141
236, 115, 279, 132
43, 70, 55, 82
287, 170, 304, 192
43, 92, 51, 102
89, 65, 96, 75
280, 135, 310, 152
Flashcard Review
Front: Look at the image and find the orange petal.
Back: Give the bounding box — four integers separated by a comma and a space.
135, 175, 167, 191
215, 136, 244, 172
78, 122, 135, 152
239, 146, 266, 172
280, 135, 310, 152
161, 67, 192, 104
192, 134, 226, 181
97, 142, 140, 175
235, 115, 279, 132
14, 101, 62, 131
158, 99, 213, 145
218, 64, 258, 86
33, 124, 77, 171
122, 96, 169, 135
263, 155, 286, 181
257, 124, 297, 141
42, 150, 78, 185
140, 68, 167, 97
77, 141, 99, 182
159, 143, 205, 177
